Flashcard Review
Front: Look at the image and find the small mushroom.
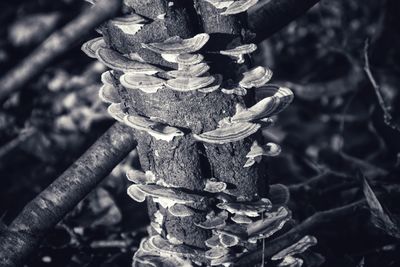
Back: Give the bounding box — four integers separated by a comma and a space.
124, 114, 184, 142
231, 214, 252, 224
165, 75, 215, 92
239, 66, 273, 89
220, 43, 257, 64
81, 37, 106, 58
96, 48, 162, 74
198, 74, 223, 93
231, 86, 293, 122
271, 235, 317, 260
126, 169, 156, 184
278, 256, 304, 267
166, 62, 210, 78
221, 87, 247, 96
110, 13, 147, 35
99, 84, 120, 104
101, 70, 114, 85
244, 141, 281, 167
269, 183, 290, 205
258, 85, 294, 116
204, 178, 227, 193
127, 184, 146, 202
176, 53, 204, 65
135, 184, 204, 206
205, 246, 230, 260
221, 0, 259, 16
142, 33, 210, 54
168, 203, 195, 217
204, 0, 235, 9
107, 103, 126, 122
149, 235, 202, 257
120, 73, 165, 93
194, 211, 228, 229
193, 122, 261, 144
247, 206, 291, 241
219, 233, 239, 247
216, 198, 272, 217
205, 235, 222, 248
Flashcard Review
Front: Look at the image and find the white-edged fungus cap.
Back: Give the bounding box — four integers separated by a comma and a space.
239, 66, 273, 89
204, 178, 227, 193
126, 169, 156, 184
194, 211, 228, 229
110, 13, 147, 35
204, 0, 235, 10
231, 214, 252, 224
81, 37, 106, 58
165, 75, 215, 92
176, 53, 204, 65
96, 48, 162, 74
127, 184, 146, 202
219, 233, 239, 247
166, 62, 210, 78
193, 122, 261, 144
107, 103, 126, 122
221, 87, 247, 96
168, 203, 195, 217
99, 84, 120, 104
142, 33, 210, 54
277, 256, 304, 267
198, 74, 223, 93
205, 246, 230, 260
120, 73, 165, 93
101, 70, 114, 85
216, 198, 272, 217
220, 43, 257, 64
221, 0, 259, 16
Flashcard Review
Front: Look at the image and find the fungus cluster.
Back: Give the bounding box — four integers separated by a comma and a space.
81, 3, 315, 266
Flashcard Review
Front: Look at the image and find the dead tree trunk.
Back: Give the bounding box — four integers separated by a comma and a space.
88, 0, 306, 266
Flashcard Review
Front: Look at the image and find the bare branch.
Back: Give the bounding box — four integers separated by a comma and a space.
0, 123, 136, 267
248, 0, 321, 43
0, 0, 122, 104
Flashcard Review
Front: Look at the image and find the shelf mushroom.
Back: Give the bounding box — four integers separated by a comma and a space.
244, 140, 281, 167
96, 48, 162, 74
124, 113, 184, 142
120, 73, 165, 93
168, 203, 195, 217
126, 169, 156, 184
107, 103, 126, 122
166, 62, 210, 78
110, 13, 147, 35
239, 66, 273, 89
98, 84, 120, 104
193, 121, 261, 144
204, 178, 227, 193
216, 198, 272, 217
165, 75, 216, 92
176, 53, 204, 65
194, 211, 228, 229
204, 0, 235, 9
221, 0, 259, 15
220, 43, 257, 64
81, 37, 106, 58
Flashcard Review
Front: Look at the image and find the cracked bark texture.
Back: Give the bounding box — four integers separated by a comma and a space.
103, 0, 268, 255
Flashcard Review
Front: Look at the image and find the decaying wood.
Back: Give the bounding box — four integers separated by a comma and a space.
0, 123, 136, 267
0, 0, 122, 103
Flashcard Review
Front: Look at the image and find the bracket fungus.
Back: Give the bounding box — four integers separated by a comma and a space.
204, 178, 227, 193
244, 140, 281, 167
101, 70, 114, 85
231, 214, 252, 224
216, 198, 272, 217
219, 233, 240, 247
81, 37, 106, 58
107, 103, 126, 122
176, 53, 204, 65
247, 206, 292, 241
220, 0, 259, 16
197, 74, 223, 93
96, 48, 162, 74
220, 43, 257, 64
99, 84, 120, 104
278, 256, 304, 267
193, 122, 261, 144
205, 246, 230, 260
168, 203, 195, 217
124, 114, 184, 142
231, 86, 294, 123
142, 33, 210, 54
204, 0, 235, 10
205, 235, 223, 248
120, 73, 165, 93
166, 62, 210, 78
221, 86, 247, 96
165, 75, 215, 92
126, 169, 157, 184
127, 184, 146, 202
239, 66, 273, 89
271, 235, 318, 261
110, 13, 147, 35
194, 211, 228, 229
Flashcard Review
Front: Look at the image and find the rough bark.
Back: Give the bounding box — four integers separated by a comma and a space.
0, 123, 136, 267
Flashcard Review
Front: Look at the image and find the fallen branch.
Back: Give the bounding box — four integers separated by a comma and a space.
235, 199, 366, 266
248, 0, 321, 43
0, 0, 122, 103
0, 123, 136, 267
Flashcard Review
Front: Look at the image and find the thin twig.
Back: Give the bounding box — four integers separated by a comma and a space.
0, 123, 136, 267
0, 0, 122, 103
363, 39, 399, 131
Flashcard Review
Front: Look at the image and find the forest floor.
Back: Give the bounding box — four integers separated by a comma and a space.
0, 0, 399, 266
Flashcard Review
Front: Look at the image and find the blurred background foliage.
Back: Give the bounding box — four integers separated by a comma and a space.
0, 0, 399, 266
